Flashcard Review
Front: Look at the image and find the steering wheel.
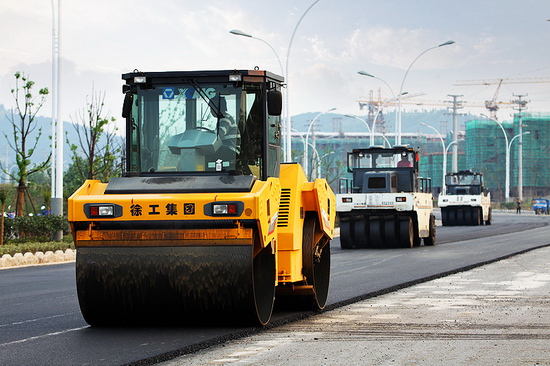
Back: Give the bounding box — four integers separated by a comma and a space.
194, 126, 215, 133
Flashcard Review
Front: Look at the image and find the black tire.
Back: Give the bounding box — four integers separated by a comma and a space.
424, 214, 436, 246
384, 219, 398, 248
471, 207, 481, 226
339, 220, 354, 249
354, 218, 369, 248
399, 217, 414, 248
456, 208, 465, 226
369, 219, 382, 248
448, 208, 457, 226
485, 208, 492, 225
441, 208, 448, 226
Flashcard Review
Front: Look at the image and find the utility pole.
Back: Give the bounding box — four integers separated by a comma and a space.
447, 94, 463, 173
512, 94, 528, 201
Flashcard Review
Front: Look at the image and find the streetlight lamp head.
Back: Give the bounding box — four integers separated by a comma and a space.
328, 107, 337, 112
439, 40, 455, 47
229, 29, 252, 38
358, 71, 374, 78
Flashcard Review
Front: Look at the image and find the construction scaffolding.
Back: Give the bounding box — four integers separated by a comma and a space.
510, 113, 550, 198
290, 113, 550, 201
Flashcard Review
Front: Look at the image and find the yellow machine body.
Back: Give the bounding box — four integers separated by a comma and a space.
68, 69, 335, 326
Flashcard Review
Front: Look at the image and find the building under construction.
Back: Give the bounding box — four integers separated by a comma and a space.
464, 113, 550, 200
291, 112, 550, 202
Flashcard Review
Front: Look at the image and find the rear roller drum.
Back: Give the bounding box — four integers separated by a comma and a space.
302, 213, 331, 310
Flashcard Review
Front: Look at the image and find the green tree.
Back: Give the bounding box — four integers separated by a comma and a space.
66, 89, 122, 192
3, 72, 50, 217
0, 185, 9, 245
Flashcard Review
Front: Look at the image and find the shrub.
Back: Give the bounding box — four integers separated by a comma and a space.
3, 215, 69, 243
0, 236, 74, 256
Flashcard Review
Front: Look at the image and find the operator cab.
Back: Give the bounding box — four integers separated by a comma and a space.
343, 146, 430, 194
445, 170, 484, 195
121, 70, 283, 181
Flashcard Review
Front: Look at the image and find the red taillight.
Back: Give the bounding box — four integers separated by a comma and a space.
89, 206, 99, 216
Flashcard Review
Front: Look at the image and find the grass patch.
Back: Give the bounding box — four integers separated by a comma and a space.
0, 235, 74, 257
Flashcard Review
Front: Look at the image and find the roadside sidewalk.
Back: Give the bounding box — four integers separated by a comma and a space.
163, 245, 550, 366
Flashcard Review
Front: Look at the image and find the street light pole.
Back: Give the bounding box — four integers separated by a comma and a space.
51, 0, 63, 241
420, 123, 446, 191
371, 92, 409, 146
284, 0, 321, 163
512, 94, 528, 201
304, 107, 336, 179
396, 40, 455, 145
481, 114, 510, 201
230, 0, 321, 163
444, 141, 458, 193
344, 114, 372, 144
229, 30, 284, 76
509, 131, 530, 201
358, 71, 397, 145
317, 151, 335, 180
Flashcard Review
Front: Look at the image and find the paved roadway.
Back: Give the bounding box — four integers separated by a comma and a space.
163, 242, 550, 366
0, 211, 548, 365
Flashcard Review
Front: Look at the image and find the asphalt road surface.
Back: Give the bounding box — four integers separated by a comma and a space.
0, 211, 548, 365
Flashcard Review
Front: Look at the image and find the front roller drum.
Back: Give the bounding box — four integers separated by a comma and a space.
76, 243, 276, 327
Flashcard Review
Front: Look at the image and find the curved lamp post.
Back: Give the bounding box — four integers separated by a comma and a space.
304, 107, 336, 179
345, 113, 391, 147
229, 29, 284, 76
284, 0, 321, 162
396, 40, 455, 145
292, 127, 319, 168
509, 131, 530, 200
371, 92, 408, 146
344, 114, 372, 142
481, 114, 510, 201
358, 71, 397, 145
317, 151, 335, 180
420, 123, 447, 190
51, 0, 63, 240
230, 0, 321, 163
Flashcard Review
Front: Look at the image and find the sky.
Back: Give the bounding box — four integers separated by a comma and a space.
1, 0, 550, 131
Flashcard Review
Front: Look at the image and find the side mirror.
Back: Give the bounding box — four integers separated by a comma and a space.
268, 90, 282, 116
122, 93, 133, 118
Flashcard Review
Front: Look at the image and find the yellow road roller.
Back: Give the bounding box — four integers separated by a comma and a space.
68, 69, 335, 326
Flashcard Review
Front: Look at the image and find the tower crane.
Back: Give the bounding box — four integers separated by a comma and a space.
454, 77, 550, 119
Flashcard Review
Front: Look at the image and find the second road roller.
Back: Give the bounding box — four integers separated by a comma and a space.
68, 69, 336, 326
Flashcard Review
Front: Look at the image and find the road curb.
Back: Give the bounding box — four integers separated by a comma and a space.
0, 249, 76, 269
